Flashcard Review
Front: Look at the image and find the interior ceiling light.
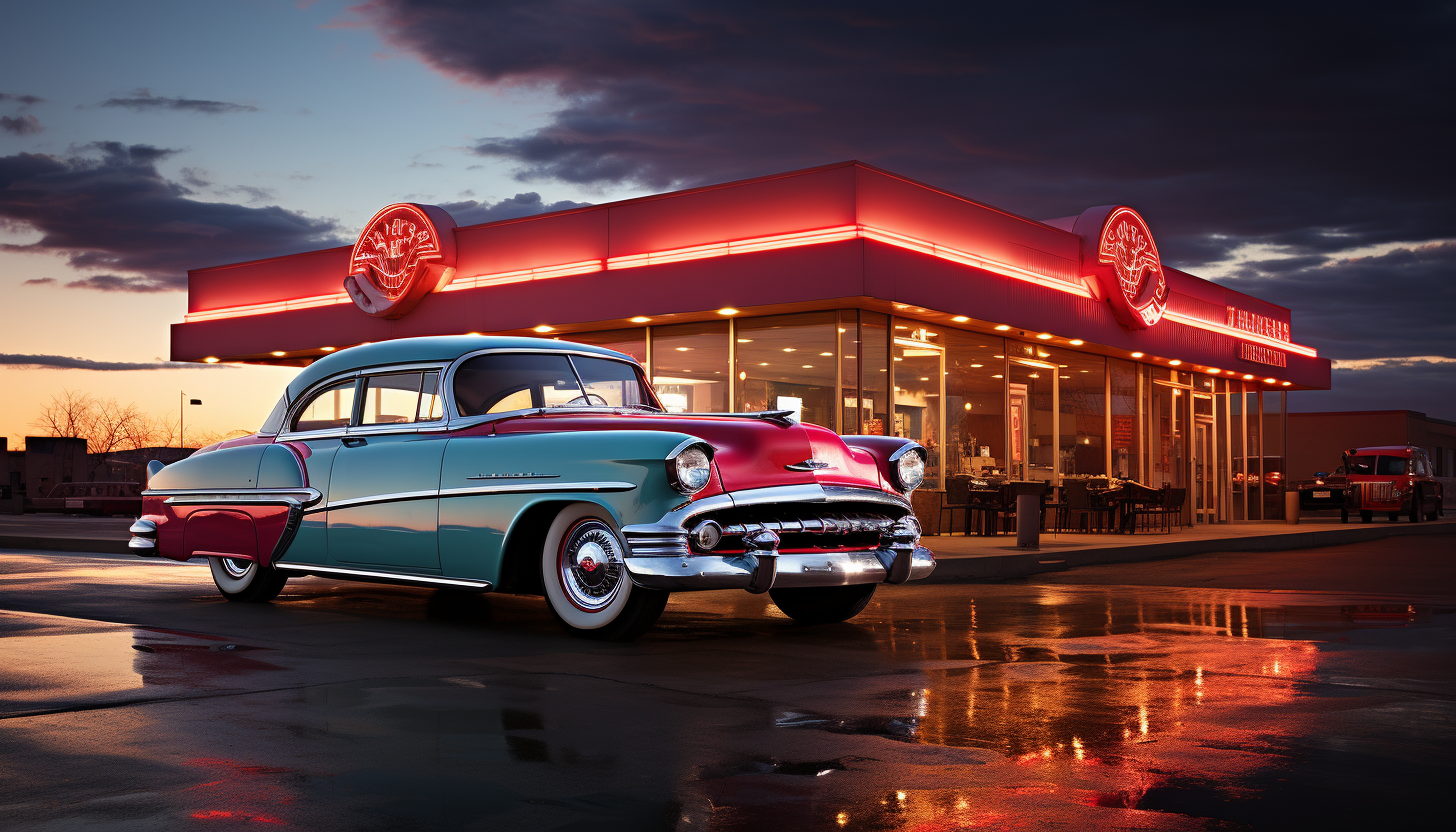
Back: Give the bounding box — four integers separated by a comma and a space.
783, 347, 796, 352
992, 374, 1004, 379
717, 307, 739, 315
533, 325, 554, 333
952, 315, 970, 323
737, 338, 753, 343
758, 362, 769, 366
1036, 333, 1053, 340
1131, 352, 1145, 358
803, 364, 814, 369
820, 351, 833, 356
994, 324, 1011, 331
738, 371, 746, 380
630, 316, 651, 323
971, 363, 983, 368
1169, 359, 1183, 366
675, 347, 690, 352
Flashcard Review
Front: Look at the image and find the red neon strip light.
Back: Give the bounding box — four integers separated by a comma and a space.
178, 224, 1316, 356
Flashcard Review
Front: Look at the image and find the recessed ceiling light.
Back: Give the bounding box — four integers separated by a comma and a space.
1264, 377, 1276, 384
1169, 359, 1183, 366
820, 351, 833, 356
995, 325, 1011, 331
919, 376, 929, 381
1131, 352, 1145, 358
1243, 374, 1255, 380
1069, 339, 1084, 346
964, 403, 972, 410
533, 325, 554, 333
992, 374, 1004, 379
738, 371, 746, 380
717, 307, 739, 315
320, 346, 336, 352
971, 363, 983, 368
783, 347, 796, 352
203, 356, 220, 363
675, 347, 690, 352
758, 362, 769, 366
952, 315, 970, 323
1036, 333, 1053, 340
802, 364, 814, 369
737, 338, 753, 343
630, 316, 651, 323
1207, 368, 1221, 374
1281, 381, 1291, 386
271, 351, 285, 357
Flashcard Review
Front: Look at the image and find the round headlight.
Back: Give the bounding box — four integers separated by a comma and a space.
673, 446, 712, 493
896, 450, 926, 492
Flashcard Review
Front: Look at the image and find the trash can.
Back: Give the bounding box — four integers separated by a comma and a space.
1008, 481, 1046, 549
1285, 490, 1300, 525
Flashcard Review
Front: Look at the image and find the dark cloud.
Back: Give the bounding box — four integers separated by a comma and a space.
99, 89, 259, 115
360, 1, 1456, 270
21, 277, 55, 286
1, 115, 42, 135
1291, 359, 1456, 417
439, 192, 591, 226
0, 93, 44, 105
1223, 242, 1456, 360
0, 353, 232, 371
0, 142, 342, 291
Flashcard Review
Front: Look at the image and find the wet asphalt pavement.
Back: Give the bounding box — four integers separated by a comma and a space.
1, 537, 1453, 831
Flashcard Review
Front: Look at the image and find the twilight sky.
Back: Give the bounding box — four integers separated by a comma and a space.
2, 0, 1453, 447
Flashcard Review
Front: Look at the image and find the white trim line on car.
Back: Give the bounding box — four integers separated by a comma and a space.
271, 562, 492, 590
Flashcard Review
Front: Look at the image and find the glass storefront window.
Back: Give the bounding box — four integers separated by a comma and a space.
650, 321, 728, 413
562, 328, 646, 365
1058, 352, 1106, 477
1110, 358, 1140, 480
944, 330, 1005, 477
892, 321, 943, 490
1008, 341, 1056, 483
1148, 368, 1188, 491
1262, 389, 1285, 519
858, 312, 889, 435
734, 312, 836, 428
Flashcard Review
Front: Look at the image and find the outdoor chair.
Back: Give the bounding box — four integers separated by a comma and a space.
1063, 479, 1114, 533
938, 476, 972, 535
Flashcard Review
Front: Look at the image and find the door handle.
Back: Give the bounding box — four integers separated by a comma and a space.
342, 437, 367, 448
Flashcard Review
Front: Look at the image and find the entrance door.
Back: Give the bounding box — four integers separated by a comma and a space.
893, 335, 944, 490
1009, 383, 1028, 481
1193, 418, 1215, 523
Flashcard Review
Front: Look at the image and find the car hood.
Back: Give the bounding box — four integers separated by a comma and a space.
489, 412, 890, 495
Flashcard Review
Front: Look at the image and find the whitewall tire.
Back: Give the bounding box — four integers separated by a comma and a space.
541, 503, 668, 640
209, 556, 288, 603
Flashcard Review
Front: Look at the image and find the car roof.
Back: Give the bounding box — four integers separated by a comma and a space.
1349, 445, 1416, 455
285, 335, 634, 401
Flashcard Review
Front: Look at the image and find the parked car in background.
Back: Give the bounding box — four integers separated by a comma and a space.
129, 336, 936, 640
1295, 464, 1348, 511
1341, 445, 1444, 523
31, 481, 142, 516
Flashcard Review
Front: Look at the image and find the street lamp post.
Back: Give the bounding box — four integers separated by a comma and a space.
180, 392, 202, 449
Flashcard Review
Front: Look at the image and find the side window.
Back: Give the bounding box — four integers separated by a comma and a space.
292, 379, 357, 432
361, 372, 424, 425
453, 353, 584, 417
418, 372, 443, 421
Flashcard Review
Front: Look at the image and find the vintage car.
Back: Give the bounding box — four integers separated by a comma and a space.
1340, 445, 1444, 523
32, 481, 142, 516
1294, 465, 1347, 511
129, 336, 935, 640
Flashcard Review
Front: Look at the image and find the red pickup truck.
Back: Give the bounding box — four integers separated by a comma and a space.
1340, 445, 1444, 523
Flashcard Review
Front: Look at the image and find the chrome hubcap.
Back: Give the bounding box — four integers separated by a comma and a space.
559, 521, 623, 611
220, 557, 253, 579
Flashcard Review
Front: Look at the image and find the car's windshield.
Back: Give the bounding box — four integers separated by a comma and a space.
453, 352, 658, 417
1347, 455, 1408, 476
571, 356, 658, 409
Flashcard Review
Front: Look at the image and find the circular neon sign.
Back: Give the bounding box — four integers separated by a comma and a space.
343, 203, 457, 319
1092, 207, 1167, 329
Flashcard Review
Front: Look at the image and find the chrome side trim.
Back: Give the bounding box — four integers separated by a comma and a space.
272, 562, 492, 590
665, 437, 714, 460
439, 481, 636, 498
146, 487, 322, 507
785, 459, 834, 471
324, 489, 438, 511
465, 473, 560, 480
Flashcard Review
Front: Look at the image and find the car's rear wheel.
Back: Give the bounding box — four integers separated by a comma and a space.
769, 583, 877, 625
541, 504, 668, 641
209, 556, 288, 603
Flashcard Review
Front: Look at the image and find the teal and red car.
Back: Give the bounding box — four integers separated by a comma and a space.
129, 336, 934, 639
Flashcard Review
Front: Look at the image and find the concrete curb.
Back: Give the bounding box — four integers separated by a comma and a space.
923, 520, 1456, 583
0, 536, 130, 555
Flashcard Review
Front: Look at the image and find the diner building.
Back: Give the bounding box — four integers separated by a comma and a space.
170, 162, 1331, 529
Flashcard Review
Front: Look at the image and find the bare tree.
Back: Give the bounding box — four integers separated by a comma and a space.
30, 389, 95, 440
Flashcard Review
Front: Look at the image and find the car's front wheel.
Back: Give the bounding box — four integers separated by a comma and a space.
769, 583, 877, 625
209, 556, 288, 603
541, 504, 668, 641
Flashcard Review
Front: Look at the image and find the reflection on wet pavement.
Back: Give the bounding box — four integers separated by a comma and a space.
0, 552, 1452, 830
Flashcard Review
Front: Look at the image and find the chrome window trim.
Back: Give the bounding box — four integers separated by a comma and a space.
279, 363, 452, 441
279, 372, 361, 440
442, 348, 657, 426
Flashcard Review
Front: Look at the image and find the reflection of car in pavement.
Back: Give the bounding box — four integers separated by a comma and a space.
1294, 465, 1348, 511
129, 336, 935, 640
31, 481, 141, 516
1340, 445, 1444, 524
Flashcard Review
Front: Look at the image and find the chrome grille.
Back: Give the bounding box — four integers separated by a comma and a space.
697, 507, 901, 553
624, 527, 690, 558
1361, 481, 1396, 502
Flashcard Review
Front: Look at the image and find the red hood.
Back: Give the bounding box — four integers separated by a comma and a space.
489, 412, 888, 494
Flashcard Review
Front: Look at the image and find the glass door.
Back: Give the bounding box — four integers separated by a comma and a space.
1193, 413, 1215, 523
1008, 354, 1056, 483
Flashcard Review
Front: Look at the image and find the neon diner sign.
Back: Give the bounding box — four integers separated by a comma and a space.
1225, 306, 1290, 343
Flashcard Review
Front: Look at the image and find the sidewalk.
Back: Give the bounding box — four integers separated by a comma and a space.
2, 513, 1453, 582
923, 515, 1456, 581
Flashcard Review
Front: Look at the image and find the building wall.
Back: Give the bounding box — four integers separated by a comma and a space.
1287, 410, 1456, 479
0, 439, 22, 514
22, 436, 89, 504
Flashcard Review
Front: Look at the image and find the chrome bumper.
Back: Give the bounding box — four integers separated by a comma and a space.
128, 518, 158, 555
622, 545, 935, 592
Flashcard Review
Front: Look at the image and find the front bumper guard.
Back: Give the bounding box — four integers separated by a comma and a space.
622, 517, 934, 593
